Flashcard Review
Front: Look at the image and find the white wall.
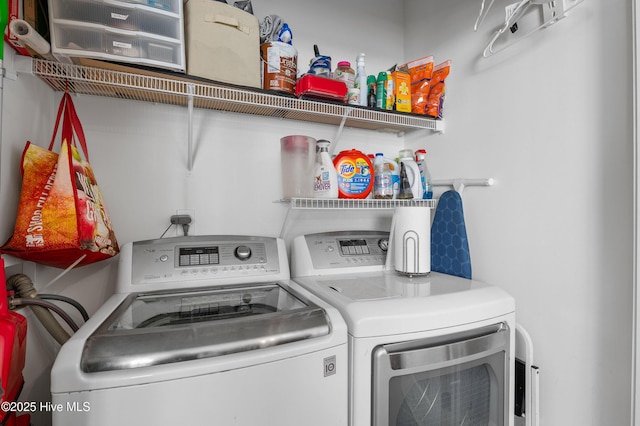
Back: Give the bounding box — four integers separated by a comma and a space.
403, 0, 634, 425
0, 0, 633, 425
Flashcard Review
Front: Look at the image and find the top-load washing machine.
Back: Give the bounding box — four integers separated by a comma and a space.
50, 235, 348, 426
290, 230, 516, 426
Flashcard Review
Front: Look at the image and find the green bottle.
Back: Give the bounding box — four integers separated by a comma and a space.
367, 75, 377, 108
376, 72, 387, 109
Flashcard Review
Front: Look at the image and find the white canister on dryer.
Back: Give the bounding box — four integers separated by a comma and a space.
398, 149, 423, 199
386, 205, 431, 275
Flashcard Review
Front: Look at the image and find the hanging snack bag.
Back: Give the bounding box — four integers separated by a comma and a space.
405, 55, 434, 115
426, 60, 451, 119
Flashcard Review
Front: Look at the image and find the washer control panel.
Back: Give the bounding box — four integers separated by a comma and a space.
130, 235, 280, 285
297, 231, 389, 272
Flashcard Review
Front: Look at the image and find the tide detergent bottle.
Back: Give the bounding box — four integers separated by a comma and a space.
333, 149, 373, 199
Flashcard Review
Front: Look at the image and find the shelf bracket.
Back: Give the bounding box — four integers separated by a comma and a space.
331, 108, 351, 156
3, 53, 33, 81
279, 199, 296, 239
187, 83, 195, 171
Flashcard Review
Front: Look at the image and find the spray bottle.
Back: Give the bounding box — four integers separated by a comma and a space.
376, 72, 387, 109
415, 149, 433, 199
356, 53, 368, 107
313, 140, 338, 198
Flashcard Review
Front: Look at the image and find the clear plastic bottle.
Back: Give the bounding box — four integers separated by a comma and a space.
355, 53, 368, 107
313, 140, 338, 198
414, 149, 433, 199
373, 153, 393, 199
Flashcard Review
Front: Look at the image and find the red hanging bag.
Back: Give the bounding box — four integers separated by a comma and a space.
1, 92, 119, 268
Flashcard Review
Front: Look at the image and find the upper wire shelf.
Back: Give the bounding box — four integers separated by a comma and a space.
286, 198, 437, 210
29, 58, 443, 134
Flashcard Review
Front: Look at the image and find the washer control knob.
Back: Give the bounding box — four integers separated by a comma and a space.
159, 254, 169, 262
378, 239, 389, 252
235, 245, 252, 261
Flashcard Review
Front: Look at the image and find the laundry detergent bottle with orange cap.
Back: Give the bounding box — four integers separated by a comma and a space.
333, 149, 373, 198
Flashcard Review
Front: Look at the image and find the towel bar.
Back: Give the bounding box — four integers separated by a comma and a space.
432, 178, 494, 193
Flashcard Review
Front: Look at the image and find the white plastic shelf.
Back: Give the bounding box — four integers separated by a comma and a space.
29, 58, 443, 134
286, 197, 437, 210
278, 197, 437, 238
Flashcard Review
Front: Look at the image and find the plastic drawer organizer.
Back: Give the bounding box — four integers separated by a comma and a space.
49, 0, 185, 72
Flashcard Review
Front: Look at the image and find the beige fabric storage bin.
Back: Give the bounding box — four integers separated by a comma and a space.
184, 0, 260, 88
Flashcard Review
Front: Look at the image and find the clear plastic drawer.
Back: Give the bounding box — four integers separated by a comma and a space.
51, 21, 184, 71
50, 0, 181, 39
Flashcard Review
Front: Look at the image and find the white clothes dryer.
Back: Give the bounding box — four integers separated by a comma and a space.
290, 231, 516, 426
51, 235, 348, 426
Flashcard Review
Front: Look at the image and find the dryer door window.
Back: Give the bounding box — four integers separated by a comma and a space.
372, 323, 510, 426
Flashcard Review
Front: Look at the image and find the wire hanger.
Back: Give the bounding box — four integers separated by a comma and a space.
482, 0, 583, 58
474, 0, 497, 31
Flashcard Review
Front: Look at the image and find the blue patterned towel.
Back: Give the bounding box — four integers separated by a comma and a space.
431, 190, 472, 279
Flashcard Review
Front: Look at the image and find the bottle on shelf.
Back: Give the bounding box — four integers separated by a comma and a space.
367, 75, 377, 108
397, 162, 414, 199
373, 153, 393, 199
334, 61, 355, 88
414, 149, 433, 199
355, 53, 368, 107
313, 140, 338, 198
333, 149, 373, 199
398, 149, 423, 199
385, 72, 394, 110
376, 71, 387, 109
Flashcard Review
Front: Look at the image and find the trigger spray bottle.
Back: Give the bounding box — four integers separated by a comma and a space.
415, 149, 433, 199
355, 53, 367, 106
313, 140, 338, 198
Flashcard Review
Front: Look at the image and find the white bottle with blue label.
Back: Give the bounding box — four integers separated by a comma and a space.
313, 140, 339, 198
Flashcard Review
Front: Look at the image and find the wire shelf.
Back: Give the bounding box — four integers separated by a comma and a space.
286, 198, 437, 210
31, 58, 442, 133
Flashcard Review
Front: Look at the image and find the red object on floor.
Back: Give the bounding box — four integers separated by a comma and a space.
0, 257, 29, 425
3, 412, 31, 426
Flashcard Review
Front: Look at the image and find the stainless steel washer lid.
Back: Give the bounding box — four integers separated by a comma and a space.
81, 282, 330, 372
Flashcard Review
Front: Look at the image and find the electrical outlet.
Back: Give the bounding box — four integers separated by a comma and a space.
176, 209, 195, 236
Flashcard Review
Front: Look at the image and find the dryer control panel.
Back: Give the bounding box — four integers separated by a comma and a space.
129, 235, 282, 285
291, 231, 389, 277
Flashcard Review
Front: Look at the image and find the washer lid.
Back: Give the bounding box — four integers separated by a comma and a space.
293, 271, 515, 338
81, 282, 330, 372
